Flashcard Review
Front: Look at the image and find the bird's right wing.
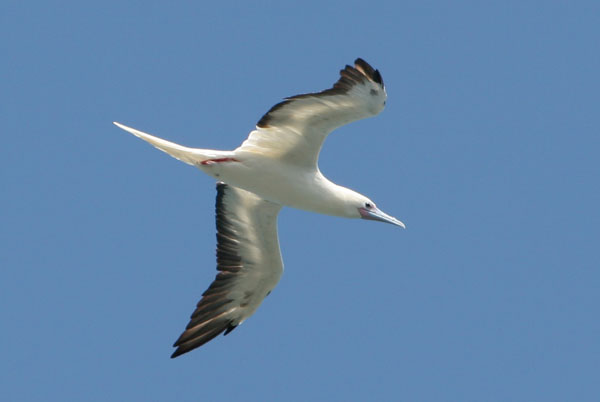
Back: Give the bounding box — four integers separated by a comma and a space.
236, 58, 387, 168
171, 183, 283, 358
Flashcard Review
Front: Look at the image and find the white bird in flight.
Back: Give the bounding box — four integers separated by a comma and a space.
114, 58, 405, 358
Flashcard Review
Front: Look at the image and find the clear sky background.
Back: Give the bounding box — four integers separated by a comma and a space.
2, 1, 599, 401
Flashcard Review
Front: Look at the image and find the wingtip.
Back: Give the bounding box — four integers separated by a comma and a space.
353, 58, 383, 86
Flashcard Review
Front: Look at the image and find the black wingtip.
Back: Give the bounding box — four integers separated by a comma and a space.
354, 58, 383, 86
223, 323, 237, 336
354, 57, 368, 66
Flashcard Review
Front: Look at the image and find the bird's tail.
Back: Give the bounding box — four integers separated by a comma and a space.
113, 122, 228, 166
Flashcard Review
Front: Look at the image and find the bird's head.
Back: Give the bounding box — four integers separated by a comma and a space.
357, 198, 405, 228
340, 189, 405, 228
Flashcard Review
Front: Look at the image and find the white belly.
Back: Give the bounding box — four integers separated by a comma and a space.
197, 154, 336, 214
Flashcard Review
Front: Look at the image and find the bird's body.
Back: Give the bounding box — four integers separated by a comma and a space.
115, 58, 404, 358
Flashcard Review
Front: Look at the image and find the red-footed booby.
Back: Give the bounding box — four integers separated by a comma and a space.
114, 58, 405, 358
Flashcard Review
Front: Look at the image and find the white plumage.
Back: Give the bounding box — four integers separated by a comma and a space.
115, 58, 404, 358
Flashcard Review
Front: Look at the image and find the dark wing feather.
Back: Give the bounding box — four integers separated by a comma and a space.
256, 58, 384, 128
171, 183, 283, 358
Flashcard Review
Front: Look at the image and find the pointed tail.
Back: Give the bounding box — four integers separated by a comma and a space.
113, 122, 224, 166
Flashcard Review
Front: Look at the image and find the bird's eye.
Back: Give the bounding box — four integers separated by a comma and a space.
365, 202, 373, 209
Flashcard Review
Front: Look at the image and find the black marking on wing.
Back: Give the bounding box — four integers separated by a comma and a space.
256, 58, 384, 128
170, 183, 244, 358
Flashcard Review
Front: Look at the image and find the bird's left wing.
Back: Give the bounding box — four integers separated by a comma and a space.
171, 183, 283, 358
236, 58, 387, 168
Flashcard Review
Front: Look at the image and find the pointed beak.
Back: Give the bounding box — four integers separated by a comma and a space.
359, 207, 406, 228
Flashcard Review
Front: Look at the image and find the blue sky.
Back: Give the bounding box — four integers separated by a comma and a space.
2, 1, 599, 401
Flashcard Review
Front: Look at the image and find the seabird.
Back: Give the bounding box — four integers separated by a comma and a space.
114, 58, 405, 358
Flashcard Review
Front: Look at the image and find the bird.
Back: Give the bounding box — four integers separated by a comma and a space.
114, 58, 405, 358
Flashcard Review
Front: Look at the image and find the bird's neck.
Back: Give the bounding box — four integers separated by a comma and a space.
295, 172, 358, 218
